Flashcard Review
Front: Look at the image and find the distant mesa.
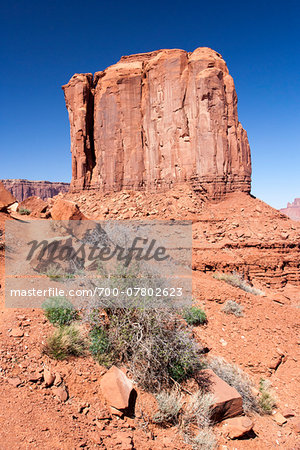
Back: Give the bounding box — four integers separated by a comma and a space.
1, 179, 70, 202
280, 198, 300, 221
63, 47, 251, 200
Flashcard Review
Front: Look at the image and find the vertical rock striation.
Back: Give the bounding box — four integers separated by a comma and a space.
63, 47, 251, 199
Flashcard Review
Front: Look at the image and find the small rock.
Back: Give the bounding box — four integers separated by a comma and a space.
222, 416, 254, 439
7, 377, 22, 387
53, 385, 68, 402
10, 328, 24, 338
43, 368, 55, 387
282, 409, 295, 418
273, 412, 287, 426
100, 366, 135, 413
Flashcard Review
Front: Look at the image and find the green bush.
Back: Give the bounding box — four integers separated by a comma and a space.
89, 326, 112, 366
44, 325, 85, 360
42, 296, 78, 326
183, 306, 207, 325
259, 378, 276, 414
18, 208, 31, 215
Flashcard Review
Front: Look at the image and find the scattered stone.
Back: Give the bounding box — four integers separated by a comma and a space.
222, 416, 254, 439
282, 409, 295, 418
199, 369, 243, 421
53, 385, 68, 402
10, 328, 24, 338
273, 412, 287, 426
7, 377, 22, 388
100, 366, 135, 414
43, 368, 55, 387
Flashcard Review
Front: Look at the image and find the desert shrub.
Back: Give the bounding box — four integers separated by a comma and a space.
44, 325, 85, 360
152, 391, 182, 425
44, 264, 63, 280
18, 208, 31, 215
88, 307, 203, 390
42, 296, 78, 326
221, 300, 244, 317
213, 271, 264, 296
259, 378, 277, 414
183, 306, 207, 325
189, 428, 217, 450
182, 392, 215, 429
89, 326, 112, 366
207, 356, 259, 413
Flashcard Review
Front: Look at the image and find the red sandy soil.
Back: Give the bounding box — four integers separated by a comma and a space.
0, 192, 299, 449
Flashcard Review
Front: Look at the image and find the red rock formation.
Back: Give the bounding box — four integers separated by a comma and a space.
63, 48, 251, 199
280, 198, 300, 221
1, 179, 70, 201
0, 182, 16, 211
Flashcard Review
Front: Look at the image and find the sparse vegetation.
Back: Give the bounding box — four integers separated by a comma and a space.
152, 391, 182, 425
42, 296, 78, 326
88, 307, 203, 390
221, 300, 244, 317
182, 306, 207, 325
207, 356, 259, 413
182, 392, 215, 429
44, 264, 75, 280
89, 326, 112, 366
259, 378, 277, 414
189, 428, 217, 450
213, 271, 265, 296
18, 208, 31, 215
44, 324, 86, 360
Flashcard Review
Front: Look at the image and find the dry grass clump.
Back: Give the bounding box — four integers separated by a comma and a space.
213, 271, 264, 296
221, 300, 244, 317
207, 356, 259, 413
44, 325, 86, 360
152, 391, 183, 425
190, 428, 217, 450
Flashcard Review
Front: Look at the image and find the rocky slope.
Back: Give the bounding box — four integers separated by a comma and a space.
63, 188, 300, 289
1, 179, 70, 201
280, 198, 300, 221
63, 47, 251, 198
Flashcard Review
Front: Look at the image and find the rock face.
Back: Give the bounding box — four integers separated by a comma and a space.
280, 198, 300, 221
0, 181, 16, 211
63, 47, 251, 199
1, 179, 70, 201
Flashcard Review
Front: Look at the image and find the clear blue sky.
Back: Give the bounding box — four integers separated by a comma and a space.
1, 0, 299, 209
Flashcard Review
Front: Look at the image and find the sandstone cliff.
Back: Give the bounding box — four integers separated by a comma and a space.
1, 179, 70, 201
63, 47, 251, 199
280, 198, 300, 221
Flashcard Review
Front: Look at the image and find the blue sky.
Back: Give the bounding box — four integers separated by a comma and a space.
1, 0, 299, 209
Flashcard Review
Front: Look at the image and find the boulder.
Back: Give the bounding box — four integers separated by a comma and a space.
222, 416, 254, 439
201, 369, 243, 421
53, 385, 68, 402
50, 198, 87, 220
0, 181, 16, 211
100, 366, 136, 414
17, 196, 48, 217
